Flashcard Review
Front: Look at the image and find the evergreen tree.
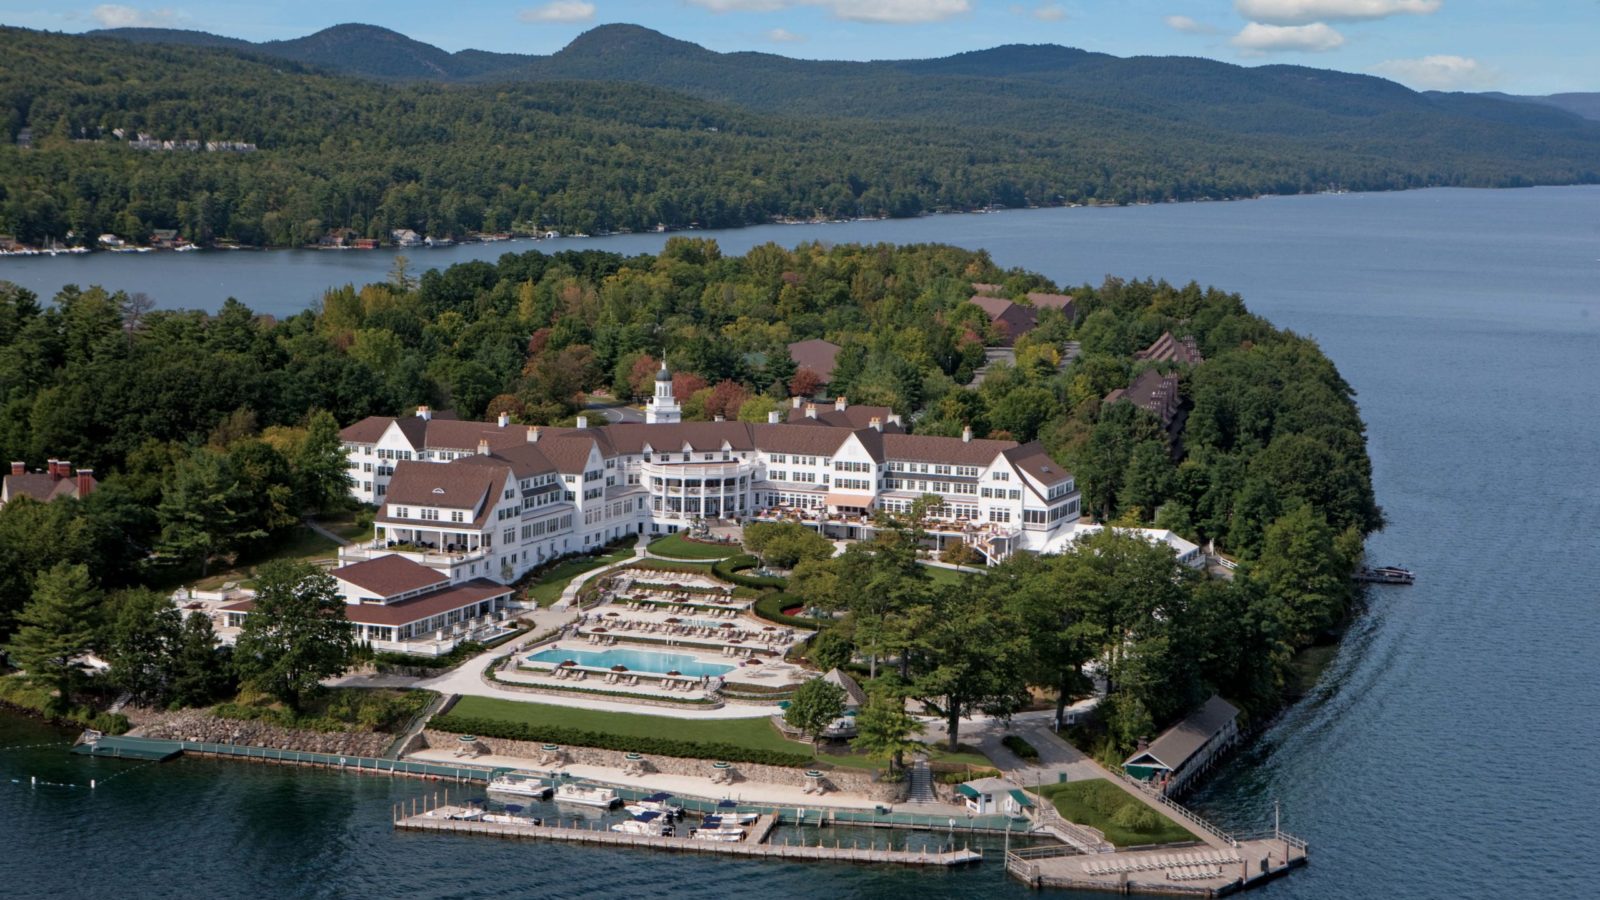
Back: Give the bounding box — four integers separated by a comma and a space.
172, 612, 233, 708
851, 683, 923, 772
4, 563, 103, 707
233, 561, 354, 711
295, 408, 353, 514
106, 588, 183, 705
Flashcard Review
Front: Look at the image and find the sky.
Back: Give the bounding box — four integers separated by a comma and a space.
1, 1, 1595, 94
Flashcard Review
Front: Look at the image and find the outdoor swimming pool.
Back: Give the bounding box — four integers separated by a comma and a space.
527, 646, 735, 678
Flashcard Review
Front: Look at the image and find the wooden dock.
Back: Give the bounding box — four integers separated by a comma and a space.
1005, 834, 1308, 897
395, 798, 983, 869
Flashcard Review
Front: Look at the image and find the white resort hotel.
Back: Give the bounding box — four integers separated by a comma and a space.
212, 365, 1192, 657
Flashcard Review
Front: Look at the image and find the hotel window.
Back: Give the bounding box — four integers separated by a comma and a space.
990, 508, 1011, 523
503, 529, 514, 544
451, 511, 465, 523
421, 509, 439, 521
394, 506, 409, 517
992, 471, 1009, 481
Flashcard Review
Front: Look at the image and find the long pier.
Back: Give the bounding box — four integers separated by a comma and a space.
394, 795, 984, 868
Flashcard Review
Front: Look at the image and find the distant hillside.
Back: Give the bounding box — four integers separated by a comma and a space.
3, 24, 1598, 248
1483, 91, 1600, 122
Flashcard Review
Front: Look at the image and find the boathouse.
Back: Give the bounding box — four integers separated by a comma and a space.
1123, 695, 1240, 796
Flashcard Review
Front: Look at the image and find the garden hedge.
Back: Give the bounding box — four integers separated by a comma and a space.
712, 554, 788, 590
752, 592, 826, 629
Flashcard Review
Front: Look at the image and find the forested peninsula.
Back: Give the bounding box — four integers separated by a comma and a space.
0, 241, 1378, 747
2, 24, 1598, 247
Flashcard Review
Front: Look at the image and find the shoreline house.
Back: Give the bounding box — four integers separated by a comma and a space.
967, 291, 1076, 346
957, 776, 1036, 817
1123, 695, 1241, 796
2, 460, 97, 509
218, 554, 514, 657
337, 362, 1084, 593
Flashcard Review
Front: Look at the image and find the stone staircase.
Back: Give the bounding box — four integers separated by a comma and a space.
907, 759, 937, 803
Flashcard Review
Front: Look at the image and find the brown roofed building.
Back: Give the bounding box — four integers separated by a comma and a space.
1135, 331, 1204, 365
1105, 368, 1183, 429
1, 460, 97, 508
787, 338, 842, 385
783, 396, 903, 431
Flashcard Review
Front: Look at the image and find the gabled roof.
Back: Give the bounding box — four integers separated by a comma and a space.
1124, 695, 1239, 772
748, 423, 855, 457
1002, 443, 1075, 490
382, 460, 501, 511
1135, 332, 1204, 365
881, 432, 1016, 467
455, 442, 558, 479
970, 282, 1004, 296
2, 472, 93, 504
1105, 368, 1182, 426
823, 668, 867, 707
420, 418, 526, 453
787, 338, 841, 382
525, 433, 604, 474
339, 416, 394, 444
331, 555, 448, 599
969, 295, 1039, 345
1025, 291, 1076, 315
785, 404, 901, 431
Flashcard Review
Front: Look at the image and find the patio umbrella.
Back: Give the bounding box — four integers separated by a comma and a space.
606, 612, 620, 617
559, 660, 577, 667
762, 626, 776, 631
666, 670, 682, 676
611, 665, 629, 672
745, 658, 763, 666
665, 617, 681, 623
721, 622, 736, 629
592, 627, 608, 633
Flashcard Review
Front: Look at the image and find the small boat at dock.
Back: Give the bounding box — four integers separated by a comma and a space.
624, 792, 684, 819
612, 811, 676, 836
1354, 565, 1415, 585
554, 782, 622, 808
689, 816, 747, 841
487, 770, 553, 798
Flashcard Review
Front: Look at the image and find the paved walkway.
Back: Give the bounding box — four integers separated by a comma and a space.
302, 517, 351, 547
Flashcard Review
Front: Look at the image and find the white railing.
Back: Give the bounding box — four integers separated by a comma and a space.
1108, 768, 1236, 846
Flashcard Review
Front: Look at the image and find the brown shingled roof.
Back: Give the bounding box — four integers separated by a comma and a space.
785, 404, 901, 431
749, 423, 856, 456
331, 555, 448, 598
339, 416, 395, 444
1002, 443, 1075, 496
382, 460, 502, 511
881, 432, 1016, 466
224, 579, 511, 628
1025, 292, 1076, 317
1135, 332, 1204, 365
2, 472, 90, 504
787, 339, 841, 382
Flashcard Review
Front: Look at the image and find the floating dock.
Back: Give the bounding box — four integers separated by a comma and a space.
1005, 834, 1308, 897
68, 734, 487, 781
394, 796, 984, 868
71, 736, 185, 761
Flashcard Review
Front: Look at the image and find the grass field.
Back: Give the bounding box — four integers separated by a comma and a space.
312, 510, 373, 542
919, 563, 984, 586
447, 696, 807, 753
1033, 779, 1195, 847
647, 533, 741, 560
524, 545, 638, 607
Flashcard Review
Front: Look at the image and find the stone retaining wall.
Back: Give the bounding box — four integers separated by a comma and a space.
135, 710, 394, 757
420, 729, 905, 803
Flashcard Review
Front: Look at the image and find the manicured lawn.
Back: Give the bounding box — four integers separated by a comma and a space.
313, 510, 373, 542
447, 696, 808, 754
524, 545, 638, 607
648, 532, 741, 560
918, 563, 985, 586
1033, 779, 1194, 847
188, 525, 342, 592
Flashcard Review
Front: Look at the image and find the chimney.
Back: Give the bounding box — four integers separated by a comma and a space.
714, 414, 725, 423
834, 396, 848, 412
791, 396, 803, 409
575, 415, 589, 430
767, 410, 781, 424
526, 426, 540, 443
962, 425, 973, 443
497, 411, 510, 428
477, 439, 490, 456
76, 468, 94, 498
11, 461, 25, 476
46, 458, 59, 479
804, 403, 817, 420
869, 417, 882, 432
415, 405, 432, 421
56, 460, 71, 481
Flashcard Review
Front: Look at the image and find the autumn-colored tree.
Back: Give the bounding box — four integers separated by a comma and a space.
705, 380, 750, 420
628, 354, 661, 400
672, 371, 708, 400
790, 368, 824, 398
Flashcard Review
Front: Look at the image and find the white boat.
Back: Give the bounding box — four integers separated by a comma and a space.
689, 815, 746, 841
611, 811, 675, 836
625, 792, 684, 819
422, 806, 485, 821
712, 801, 757, 824
487, 771, 553, 798
554, 782, 621, 808
481, 812, 541, 826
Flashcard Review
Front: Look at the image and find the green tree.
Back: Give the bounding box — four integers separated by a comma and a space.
851, 683, 923, 772
233, 561, 355, 711
295, 408, 353, 513
744, 521, 834, 569
1247, 503, 1351, 645
157, 448, 255, 576
784, 676, 847, 748
106, 588, 183, 705
4, 563, 103, 707
806, 627, 854, 672
909, 584, 1031, 751
172, 612, 233, 708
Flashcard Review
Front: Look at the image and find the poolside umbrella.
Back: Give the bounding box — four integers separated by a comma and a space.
665, 617, 681, 623
611, 665, 629, 672
559, 660, 577, 667
505, 804, 525, 812
667, 670, 682, 676
606, 611, 620, 617
721, 622, 736, 628
592, 627, 608, 633
745, 658, 763, 665
763, 626, 776, 631
728, 639, 742, 644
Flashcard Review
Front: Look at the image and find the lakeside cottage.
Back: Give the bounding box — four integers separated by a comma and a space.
956, 776, 1035, 816
1122, 695, 1241, 796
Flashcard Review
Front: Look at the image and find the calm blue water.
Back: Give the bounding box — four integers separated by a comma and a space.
528, 646, 735, 678
5, 185, 1600, 899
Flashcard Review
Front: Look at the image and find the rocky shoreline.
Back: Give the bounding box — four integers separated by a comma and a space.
133, 710, 396, 758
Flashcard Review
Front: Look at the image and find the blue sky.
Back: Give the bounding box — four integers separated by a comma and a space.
3, 1, 1595, 93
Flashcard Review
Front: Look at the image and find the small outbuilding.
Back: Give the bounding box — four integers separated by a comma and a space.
956, 776, 1035, 817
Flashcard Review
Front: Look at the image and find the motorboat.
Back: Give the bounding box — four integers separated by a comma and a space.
487, 770, 553, 798
554, 782, 621, 808
689, 816, 746, 842
713, 800, 758, 824
611, 811, 675, 836
1354, 565, 1415, 585
624, 792, 685, 819
481, 812, 541, 826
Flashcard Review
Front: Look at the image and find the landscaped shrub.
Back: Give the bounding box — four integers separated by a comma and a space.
430, 714, 816, 768
1002, 734, 1040, 760
752, 592, 825, 628
713, 554, 788, 589
937, 766, 1003, 785
374, 641, 485, 671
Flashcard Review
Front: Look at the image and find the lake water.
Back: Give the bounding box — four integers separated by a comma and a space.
4, 186, 1599, 899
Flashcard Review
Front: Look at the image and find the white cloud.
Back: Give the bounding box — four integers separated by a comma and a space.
765, 27, 805, 42
1164, 14, 1219, 35
91, 4, 179, 28
688, 0, 788, 11
1372, 54, 1496, 90
830, 0, 971, 23
1234, 0, 1440, 25
1031, 3, 1066, 21
1231, 21, 1345, 53
518, 1, 597, 23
